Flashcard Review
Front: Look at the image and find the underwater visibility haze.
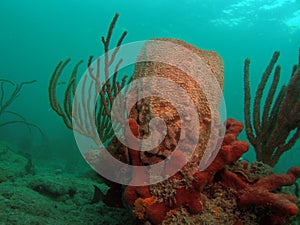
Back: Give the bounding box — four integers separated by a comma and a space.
0, 0, 300, 224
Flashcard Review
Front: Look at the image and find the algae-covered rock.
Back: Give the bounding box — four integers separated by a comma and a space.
0, 141, 32, 181
28, 173, 103, 205
28, 175, 77, 200
0, 177, 134, 225
0, 142, 135, 225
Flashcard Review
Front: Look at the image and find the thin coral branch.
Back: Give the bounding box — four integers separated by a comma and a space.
49, 13, 131, 146
244, 59, 258, 156
0, 79, 36, 115
253, 52, 279, 143
261, 65, 280, 133
244, 49, 300, 167
0, 79, 43, 137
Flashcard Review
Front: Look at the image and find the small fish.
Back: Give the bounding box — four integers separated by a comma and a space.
90, 184, 124, 208
90, 185, 105, 204
57, 81, 66, 85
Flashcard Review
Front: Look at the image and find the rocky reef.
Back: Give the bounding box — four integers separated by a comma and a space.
84, 38, 300, 225
0, 141, 135, 224
122, 119, 300, 224
49, 13, 300, 225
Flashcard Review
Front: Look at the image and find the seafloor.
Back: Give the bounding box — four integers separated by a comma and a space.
0, 141, 135, 225
0, 140, 299, 225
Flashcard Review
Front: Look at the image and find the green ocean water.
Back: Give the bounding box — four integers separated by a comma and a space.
0, 0, 299, 224
1, 0, 299, 169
